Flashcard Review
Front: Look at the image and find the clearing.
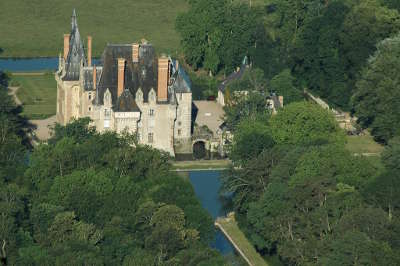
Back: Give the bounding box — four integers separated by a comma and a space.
0, 0, 188, 57
346, 133, 384, 155
11, 73, 57, 119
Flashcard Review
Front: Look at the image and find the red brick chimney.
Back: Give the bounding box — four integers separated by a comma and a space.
279, 96, 284, 107
93, 65, 96, 91
132, 43, 139, 63
117, 58, 125, 97
87, 36, 92, 67
157, 56, 169, 102
63, 34, 70, 60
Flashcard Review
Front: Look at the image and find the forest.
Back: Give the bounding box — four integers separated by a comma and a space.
175, 1, 400, 264
0, 73, 227, 264
177, 0, 400, 143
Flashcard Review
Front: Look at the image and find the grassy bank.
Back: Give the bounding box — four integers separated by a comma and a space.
346, 133, 384, 155
216, 215, 269, 266
0, 0, 188, 58
11, 73, 57, 119
171, 159, 231, 171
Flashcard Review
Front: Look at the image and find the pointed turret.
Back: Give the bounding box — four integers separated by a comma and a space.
71, 9, 77, 30
63, 9, 86, 81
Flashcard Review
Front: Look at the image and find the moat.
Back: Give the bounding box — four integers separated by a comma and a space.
187, 170, 234, 254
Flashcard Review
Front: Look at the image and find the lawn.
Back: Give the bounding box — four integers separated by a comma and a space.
216, 215, 269, 266
172, 159, 231, 171
346, 133, 384, 155
12, 73, 57, 119
0, 0, 188, 58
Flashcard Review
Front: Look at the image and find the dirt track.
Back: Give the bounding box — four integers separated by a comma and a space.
8, 86, 56, 141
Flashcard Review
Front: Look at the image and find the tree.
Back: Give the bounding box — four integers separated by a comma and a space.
224, 91, 271, 130
293, 1, 350, 108
341, 0, 400, 103
269, 101, 344, 145
229, 118, 275, 166
176, 0, 260, 73
269, 69, 303, 104
352, 33, 400, 143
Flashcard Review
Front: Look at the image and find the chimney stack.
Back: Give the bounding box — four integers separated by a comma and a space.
117, 58, 125, 97
132, 43, 139, 63
157, 56, 169, 102
279, 96, 284, 107
93, 65, 96, 91
63, 34, 70, 60
87, 36, 92, 67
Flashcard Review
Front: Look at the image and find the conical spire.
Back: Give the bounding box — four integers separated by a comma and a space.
63, 9, 86, 81
71, 9, 77, 30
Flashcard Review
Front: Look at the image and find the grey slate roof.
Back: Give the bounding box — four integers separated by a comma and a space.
63, 9, 87, 81
171, 60, 191, 93
63, 10, 191, 112
94, 44, 158, 106
115, 89, 140, 112
83, 66, 102, 91
218, 56, 249, 92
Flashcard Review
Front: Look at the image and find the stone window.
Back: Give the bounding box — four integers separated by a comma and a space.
149, 109, 155, 116
104, 109, 111, 119
148, 133, 154, 143
178, 129, 182, 136
88, 107, 92, 112
88, 93, 92, 100
178, 121, 182, 126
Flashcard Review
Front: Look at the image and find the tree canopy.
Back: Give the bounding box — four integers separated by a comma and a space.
0, 117, 226, 265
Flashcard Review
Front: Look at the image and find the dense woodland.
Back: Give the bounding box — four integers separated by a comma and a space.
223, 98, 400, 265
177, 0, 400, 264
178, 0, 400, 143
0, 73, 228, 264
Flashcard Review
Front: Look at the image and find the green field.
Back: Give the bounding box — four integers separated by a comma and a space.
0, 0, 188, 58
12, 73, 57, 119
346, 133, 384, 155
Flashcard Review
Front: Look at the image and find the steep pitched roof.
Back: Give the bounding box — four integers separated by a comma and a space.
218, 56, 249, 92
63, 9, 86, 81
95, 44, 158, 105
114, 89, 140, 112
83, 66, 102, 91
170, 60, 191, 93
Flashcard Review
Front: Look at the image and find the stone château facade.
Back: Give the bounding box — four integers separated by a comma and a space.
56, 10, 192, 155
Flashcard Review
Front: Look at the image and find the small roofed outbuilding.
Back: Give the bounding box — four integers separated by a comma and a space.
217, 56, 250, 106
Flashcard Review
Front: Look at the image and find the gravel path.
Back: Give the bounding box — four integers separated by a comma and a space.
8, 86, 56, 141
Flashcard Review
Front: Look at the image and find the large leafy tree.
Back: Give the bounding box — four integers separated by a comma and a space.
341, 0, 400, 98
352, 33, 400, 143
269, 101, 344, 145
293, 1, 350, 108
176, 0, 259, 74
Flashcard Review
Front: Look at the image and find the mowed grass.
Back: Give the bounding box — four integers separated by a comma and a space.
12, 74, 57, 119
171, 159, 232, 170
346, 133, 384, 154
0, 0, 188, 58
217, 216, 269, 266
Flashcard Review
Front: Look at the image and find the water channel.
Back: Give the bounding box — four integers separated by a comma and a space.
0, 57, 101, 72
187, 170, 234, 255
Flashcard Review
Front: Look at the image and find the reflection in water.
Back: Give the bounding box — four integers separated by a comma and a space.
188, 170, 234, 254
